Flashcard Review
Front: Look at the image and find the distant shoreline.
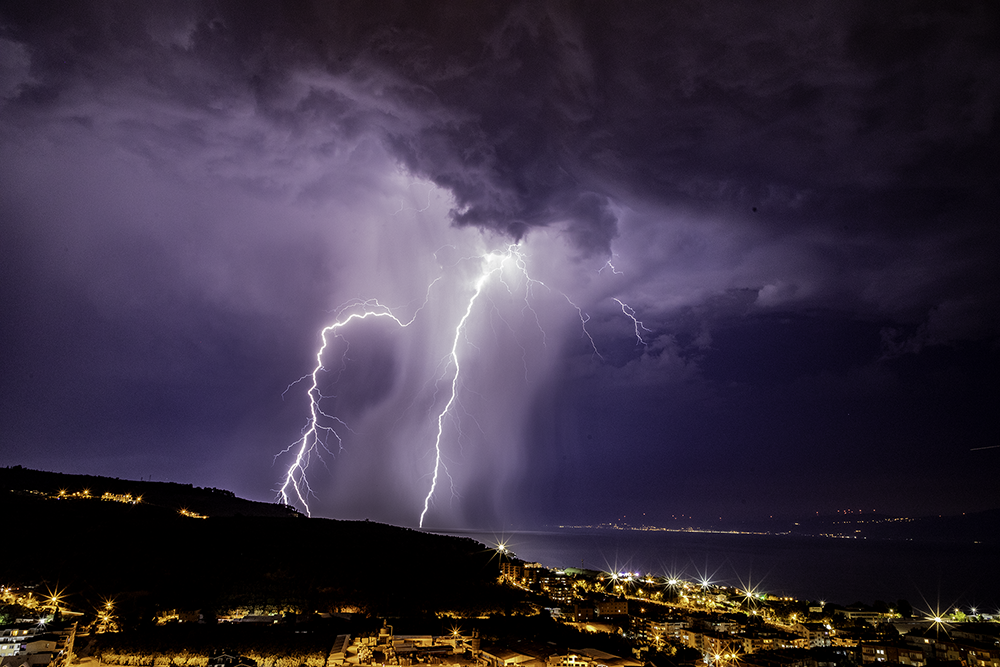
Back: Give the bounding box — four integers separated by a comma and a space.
434, 526, 1000, 607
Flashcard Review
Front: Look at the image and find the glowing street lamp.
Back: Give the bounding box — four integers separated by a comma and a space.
44, 586, 66, 612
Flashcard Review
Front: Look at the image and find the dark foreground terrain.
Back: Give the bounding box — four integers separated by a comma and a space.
1, 466, 526, 620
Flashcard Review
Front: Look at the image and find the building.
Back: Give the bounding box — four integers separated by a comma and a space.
480, 645, 536, 667
1, 625, 37, 660
741, 648, 815, 667
739, 629, 806, 654
859, 641, 926, 665
206, 653, 257, 667
547, 648, 642, 667
595, 599, 628, 617
567, 604, 595, 623
538, 575, 575, 605
792, 622, 833, 648
684, 629, 738, 657
645, 618, 688, 643
901, 629, 1000, 667
328, 635, 351, 664
1, 621, 76, 667
501, 562, 525, 583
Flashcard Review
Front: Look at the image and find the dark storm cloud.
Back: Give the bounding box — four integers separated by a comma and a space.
2, 1, 998, 524
4, 2, 997, 255
35, 3, 998, 337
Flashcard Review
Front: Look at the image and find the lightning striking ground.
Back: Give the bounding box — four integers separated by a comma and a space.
419, 252, 499, 527
278, 242, 646, 527
276, 296, 435, 515
418, 244, 609, 526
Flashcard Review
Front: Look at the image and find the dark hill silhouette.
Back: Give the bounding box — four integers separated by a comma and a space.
0, 465, 299, 518
1, 466, 522, 619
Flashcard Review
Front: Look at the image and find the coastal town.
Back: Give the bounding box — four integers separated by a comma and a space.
3, 469, 996, 667
3, 548, 998, 667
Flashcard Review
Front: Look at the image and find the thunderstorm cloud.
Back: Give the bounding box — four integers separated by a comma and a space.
1, 1, 997, 527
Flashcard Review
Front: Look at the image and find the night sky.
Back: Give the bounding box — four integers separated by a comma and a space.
2, 2, 997, 530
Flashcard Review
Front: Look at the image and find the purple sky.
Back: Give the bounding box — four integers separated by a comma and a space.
1, 2, 997, 529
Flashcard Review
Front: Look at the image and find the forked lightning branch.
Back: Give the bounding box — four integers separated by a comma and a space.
276, 243, 642, 527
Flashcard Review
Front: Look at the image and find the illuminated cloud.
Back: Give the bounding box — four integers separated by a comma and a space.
1, 1, 997, 526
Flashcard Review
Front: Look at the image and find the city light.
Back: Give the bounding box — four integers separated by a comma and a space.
44, 586, 65, 611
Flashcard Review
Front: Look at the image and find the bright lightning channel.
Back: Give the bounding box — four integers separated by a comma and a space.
419, 244, 601, 527
278, 242, 640, 527
276, 295, 437, 516
598, 257, 624, 275
596, 259, 645, 350
614, 297, 651, 346
419, 251, 499, 527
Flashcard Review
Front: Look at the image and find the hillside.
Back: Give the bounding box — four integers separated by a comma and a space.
0, 465, 299, 518
1, 466, 525, 620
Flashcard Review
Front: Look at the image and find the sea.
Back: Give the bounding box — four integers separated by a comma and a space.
437, 528, 1000, 612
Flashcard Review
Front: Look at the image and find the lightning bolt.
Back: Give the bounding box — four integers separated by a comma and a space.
278, 240, 648, 527
419, 244, 600, 527
598, 255, 624, 275
599, 257, 647, 349
614, 297, 651, 346
276, 294, 436, 515
419, 253, 498, 527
